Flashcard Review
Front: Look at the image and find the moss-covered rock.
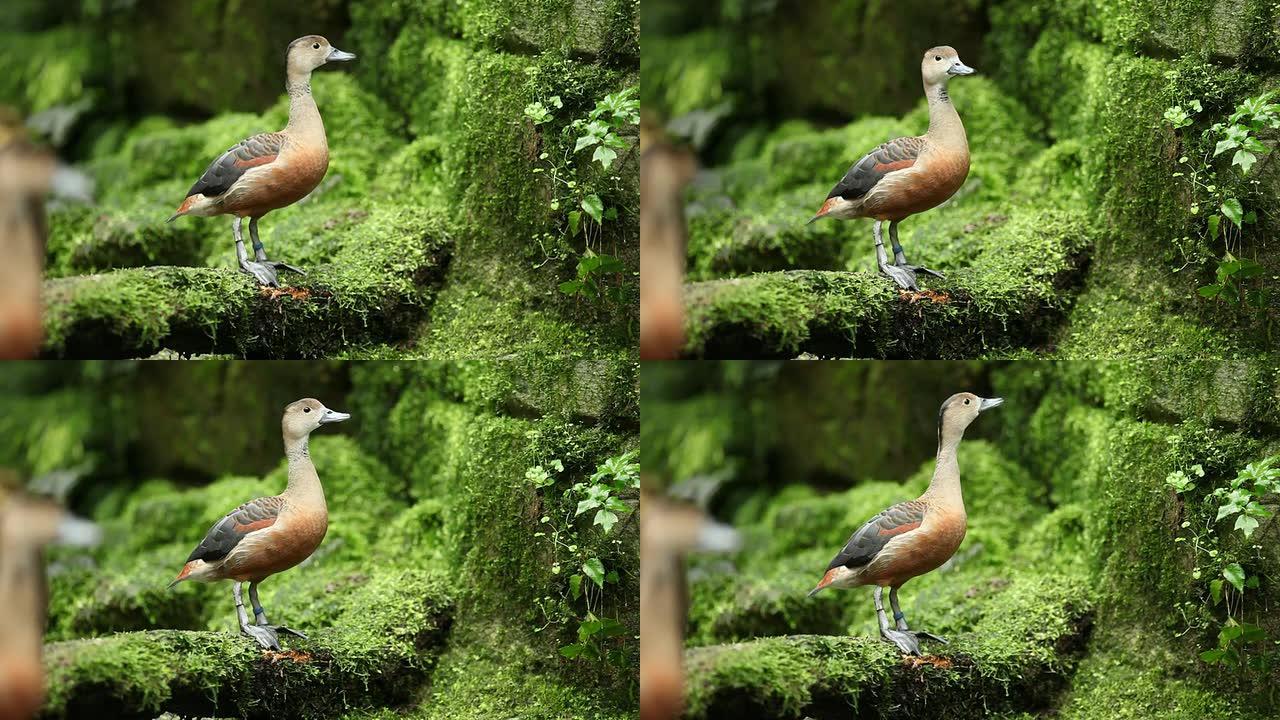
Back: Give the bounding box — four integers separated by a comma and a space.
42, 568, 453, 720
684, 572, 1093, 720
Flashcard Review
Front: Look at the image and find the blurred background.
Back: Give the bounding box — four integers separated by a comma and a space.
643, 0, 1279, 359
0, 360, 639, 719
642, 360, 1280, 719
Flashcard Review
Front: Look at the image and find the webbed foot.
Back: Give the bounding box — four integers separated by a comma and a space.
240, 260, 306, 288
881, 628, 922, 656
897, 262, 945, 281
879, 262, 921, 291
262, 624, 308, 640
241, 622, 281, 650
909, 630, 948, 645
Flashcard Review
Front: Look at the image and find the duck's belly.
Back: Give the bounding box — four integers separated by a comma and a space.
225, 148, 329, 218
864, 153, 968, 222
221, 510, 327, 583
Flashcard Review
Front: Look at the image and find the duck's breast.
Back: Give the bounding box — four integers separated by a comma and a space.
862, 509, 966, 587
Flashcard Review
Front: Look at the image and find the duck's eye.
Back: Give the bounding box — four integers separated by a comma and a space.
935, 56, 942, 61
964, 398, 971, 405
313, 43, 321, 49
304, 407, 312, 413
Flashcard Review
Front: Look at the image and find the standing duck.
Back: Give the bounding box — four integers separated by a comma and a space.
168, 36, 355, 287
168, 398, 349, 650
808, 46, 975, 291
807, 392, 1001, 655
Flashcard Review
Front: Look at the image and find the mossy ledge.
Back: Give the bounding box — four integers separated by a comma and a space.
681, 226, 1089, 359
41, 570, 454, 720
40, 229, 452, 359
684, 573, 1094, 720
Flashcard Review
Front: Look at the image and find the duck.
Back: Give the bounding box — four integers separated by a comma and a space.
808, 46, 975, 291
0, 474, 100, 720
807, 392, 1001, 656
167, 36, 355, 287
640, 488, 740, 720
168, 398, 349, 650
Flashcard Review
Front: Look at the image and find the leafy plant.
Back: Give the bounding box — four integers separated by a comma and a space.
525, 86, 638, 304
526, 449, 638, 667
1165, 92, 1275, 310
1167, 455, 1278, 669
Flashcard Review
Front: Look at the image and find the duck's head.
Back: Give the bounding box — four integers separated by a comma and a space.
286, 35, 356, 75
921, 46, 975, 87
282, 398, 350, 441
938, 392, 1001, 439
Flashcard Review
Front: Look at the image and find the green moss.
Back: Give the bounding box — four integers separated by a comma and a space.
0, 27, 100, 114
42, 568, 453, 719
685, 571, 1092, 719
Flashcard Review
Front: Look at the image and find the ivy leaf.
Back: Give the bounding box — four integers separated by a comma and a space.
581, 194, 604, 224
1234, 513, 1259, 537
1232, 149, 1257, 174
1198, 284, 1223, 298
1207, 214, 1221, 241
560, 643, 584, 658
583, 557, 606, 589
594, 508, 619, 534
1200, 648, 1226, 663
592, 144, 617, 170
568, 210, 581, 237
575, 134, 600, 152
570, 573, 583, 600
1223, 563, 1246, 592
1221, 198, 1244, 227
1210, 578, 1223, 605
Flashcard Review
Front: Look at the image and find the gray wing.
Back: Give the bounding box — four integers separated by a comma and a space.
825, 499, 926, 571
184, 132, 284, 198
826, 136, 926, 201
185, 495, 284, 563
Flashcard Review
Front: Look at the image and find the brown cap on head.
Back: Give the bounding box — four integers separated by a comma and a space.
921, 46, 975, 85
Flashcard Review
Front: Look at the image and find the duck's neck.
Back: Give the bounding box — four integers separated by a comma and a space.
924, 81, 967, 150
924, 424, 965, 511
284, 70, 327, 147
282, 434, 327, 511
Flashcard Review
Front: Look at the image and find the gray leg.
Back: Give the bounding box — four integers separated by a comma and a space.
248, 580, 308, 640
233, 582, 280, 650
234, 217, 279, 287
889, 586, 909, 631
248, 582, 269, 626
249, 217, 268, 262
889, 586, 948, 645
889, 220, 908, 267
874, 586, 920, 655
875, 221, 919, 291
889, 221, 945, 281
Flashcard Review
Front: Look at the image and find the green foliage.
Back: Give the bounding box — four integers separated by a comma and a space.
1166, 455, 1278, 671
1165, 92, 1274, 309
528, 449, 638, 667
526, 85, 637, 305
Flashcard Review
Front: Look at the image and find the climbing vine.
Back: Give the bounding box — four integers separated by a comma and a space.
528, 449, 639, 667
1165, 92, 1276, 310
525, 86, 639, 305
1167, 455, 1278, 671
